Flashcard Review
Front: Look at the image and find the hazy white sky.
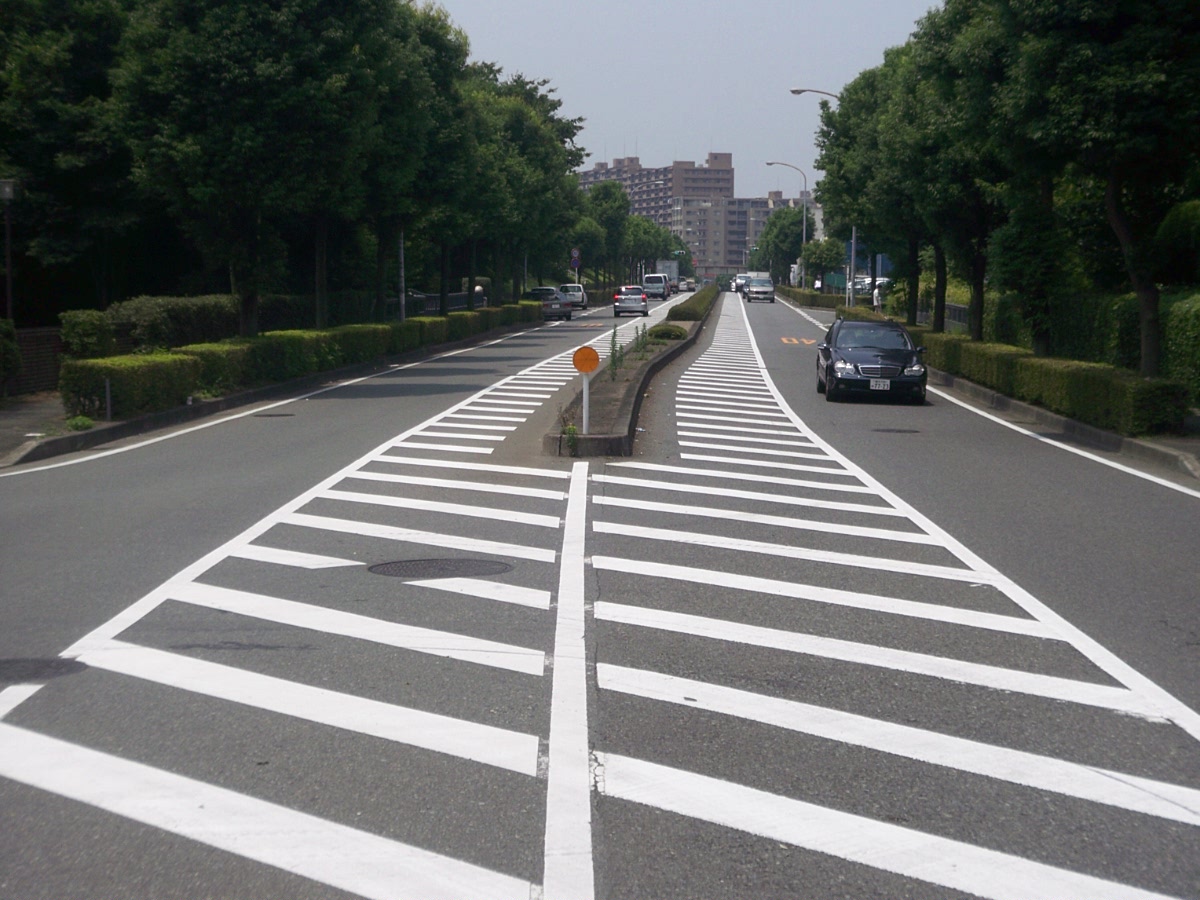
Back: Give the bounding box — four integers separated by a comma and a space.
438, 0, 939, 199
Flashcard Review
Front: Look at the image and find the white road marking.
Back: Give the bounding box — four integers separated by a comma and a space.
169, 581, 546, 675
284, 512, 557, 562
598, 664, 1200, 826
229, 544, 359, 569
387, 441, 493, 454
595, 752, 1178, 900
409, 577, 552, 610
590, 556, 1054, 637
543, 462, 595, 900
0, 724, 534, 900
594, 601, 1156, 717
344, 469, 567, 500
80, 640, 540, 774
592, 474, 902, 515
320, 488, 561, 528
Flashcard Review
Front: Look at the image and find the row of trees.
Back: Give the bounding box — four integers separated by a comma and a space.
812, 0, 1200, 375
1, 0, 689, 336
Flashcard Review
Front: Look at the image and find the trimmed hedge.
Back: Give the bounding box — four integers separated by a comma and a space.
1164, 295, 1200, 402
446, 311, 482, 341
408, 316, 448, 346
329, 324, 391, 365
176, 340, 255, 392
106, 294, 239, 350
251, 330, 342, 382
666, 284, 719, 321
59, 309, 117, 358
60, 352, 203, 418
388, 319, 422, 354
777, 285, 842, 310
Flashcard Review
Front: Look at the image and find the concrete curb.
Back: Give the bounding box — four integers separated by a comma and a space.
930, 370, 1200, 481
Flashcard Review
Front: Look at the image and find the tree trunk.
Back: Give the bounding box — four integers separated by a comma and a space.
905, 236, 919, 326
1104, 171, 1160, 376
314, 214, 329, 329
467, 238, 477, 311
933, 243, 947, 333
969, 248, 986, 342
438, 242, 450, 318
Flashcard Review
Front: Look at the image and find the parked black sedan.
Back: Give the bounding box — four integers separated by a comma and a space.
816, 318, 927, 403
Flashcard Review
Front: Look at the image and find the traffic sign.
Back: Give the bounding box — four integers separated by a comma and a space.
572, 346, 599, 374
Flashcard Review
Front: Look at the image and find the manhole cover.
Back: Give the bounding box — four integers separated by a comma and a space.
0, 657, 88, 683
369, 558, 512, 579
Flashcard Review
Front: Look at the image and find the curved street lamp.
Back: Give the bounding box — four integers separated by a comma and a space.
789, 87, 840, 100
766, 162, 808, 289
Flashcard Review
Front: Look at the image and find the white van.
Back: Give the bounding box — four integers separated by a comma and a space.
642, 273, 670, 300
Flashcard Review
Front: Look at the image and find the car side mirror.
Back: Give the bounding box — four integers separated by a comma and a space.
916, 346, 926, 354
817, 343, 829, 351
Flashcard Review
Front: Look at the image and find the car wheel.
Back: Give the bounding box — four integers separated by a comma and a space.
817, 373, 825, 394
642, 309, 649, 316
770, 298, 775, 303
566, 312, 572, 320
825, 379, 839, 402
614, 311, 620, 317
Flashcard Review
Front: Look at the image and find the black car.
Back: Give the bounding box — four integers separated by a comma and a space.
816, 318, 926, 403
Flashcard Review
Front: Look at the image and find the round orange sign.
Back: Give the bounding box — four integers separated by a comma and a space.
572, 346, 600, 374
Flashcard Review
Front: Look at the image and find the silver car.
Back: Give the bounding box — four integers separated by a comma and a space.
613, 285, 649, 317
744, 277, 775, 303
529, 286, 572, 320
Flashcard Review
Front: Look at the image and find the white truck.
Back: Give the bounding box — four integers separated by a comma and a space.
654, 259, 680, 291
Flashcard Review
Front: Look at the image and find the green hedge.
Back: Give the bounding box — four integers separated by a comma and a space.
329, 324, 391, 365
408, 316, 448, 346
106, 295, 240, 350
446, 311, 482, 341
388, 319, 422, 354
666, 284, 719, 322
1164, 295, 1200, 402
517, 300, 542, 322
60, 352, 203, 418
59, 309, 118, 358
777, 286, 842, 310
1013, 357, 1189, 435
176, 340, 255, 392
251, 330, 342, 382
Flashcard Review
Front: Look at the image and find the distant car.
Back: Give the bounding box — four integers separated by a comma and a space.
529, 286, 572, 320
816, 318, 926, 404
613, 284, 649, 317
558, 283, 588, 310
733, 273, 750, 294
679, 278, 695, 291
744, 277, 775, 303
642, 274, 670, 300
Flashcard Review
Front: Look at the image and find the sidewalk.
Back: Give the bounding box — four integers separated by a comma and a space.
3, 373, 1199, 480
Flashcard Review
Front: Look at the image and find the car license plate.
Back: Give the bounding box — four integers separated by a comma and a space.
870, 379, 891, 391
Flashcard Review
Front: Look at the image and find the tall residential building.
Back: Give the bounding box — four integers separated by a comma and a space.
578, 153, 809, 278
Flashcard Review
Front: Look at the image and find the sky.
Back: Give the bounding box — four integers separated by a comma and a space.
437, 0, 941, 200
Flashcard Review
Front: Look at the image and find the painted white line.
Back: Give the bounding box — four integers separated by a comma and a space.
284, 512, 557, 562
410, 430, 506, 442
590, 556, 1054, 638
675, 414, 800, 430
678, 440, 832, 461
81, 640, 539, 774
677, 430, 816, 447
543, 462, 595, 900
344, 470, 567, 501
594, 521, 995, 585
229, 545, 359, 569
595, 752, 1176, 900
420, 421, 517, 432
609, 461, 862, 490
388, 441, 493, 454
929, 387, 1200, 500
598, 664, 1200, 826
171, 581, 546, 675
677, 404, 790, 419
593, 496, 938, 545
372, 456, 571, 479
444, 413, 527, 423
409, 577, 552, 610
678, 453, 847, 475
320, 488, 561, 528
593, 602, 1156, 718
591, 474, 898, 514
0, 723, 533, 900
0, 685, 42, 718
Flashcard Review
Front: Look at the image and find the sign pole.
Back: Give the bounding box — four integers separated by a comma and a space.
571, 346, 601, 435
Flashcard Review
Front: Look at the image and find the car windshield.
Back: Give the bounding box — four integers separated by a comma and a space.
749, 278, 772, 287
620, 288, 643, 296
835, 326, 911, 350
532, 288, 554, 296
560, 285, 580, 292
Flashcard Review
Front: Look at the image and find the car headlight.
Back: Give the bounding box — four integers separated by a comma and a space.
833, 359, 857, 374
904, 363, 926, 376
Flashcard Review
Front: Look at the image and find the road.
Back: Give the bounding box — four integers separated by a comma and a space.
1, 293, 1197, 899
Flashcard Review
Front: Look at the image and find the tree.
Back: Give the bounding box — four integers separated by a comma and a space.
752, 207, 808, 284
585, 180, 629, 285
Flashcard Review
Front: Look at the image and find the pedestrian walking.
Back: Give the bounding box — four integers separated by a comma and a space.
872, 285, 882, 314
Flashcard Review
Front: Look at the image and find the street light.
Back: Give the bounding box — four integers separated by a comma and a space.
766, 162, 808, 289
789, 87, 840, 100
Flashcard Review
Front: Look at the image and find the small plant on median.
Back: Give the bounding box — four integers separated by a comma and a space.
66, 415, 94, 431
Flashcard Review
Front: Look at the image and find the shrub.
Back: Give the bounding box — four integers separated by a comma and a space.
446, 311, 481, 341
60, 352, 202, 418
59, 309, 115, 358
500, 304, 523, 326
957, 342, 1032, 398
409, 316, 448, 346
388, 319, 422, 354
666, 284, 719, 322
330, 324, 391, 365
648, 322, 687, 340
1, 318, 21, 386
249, 330, 341, 382
478, 306, 505, 331
176, 340, 256, 392
106, 295, 239, 350
517, 301, 542, 322
1163, 294, 1200, 403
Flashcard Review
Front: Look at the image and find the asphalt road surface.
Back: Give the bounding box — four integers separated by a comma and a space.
1, 293, 1197, 899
